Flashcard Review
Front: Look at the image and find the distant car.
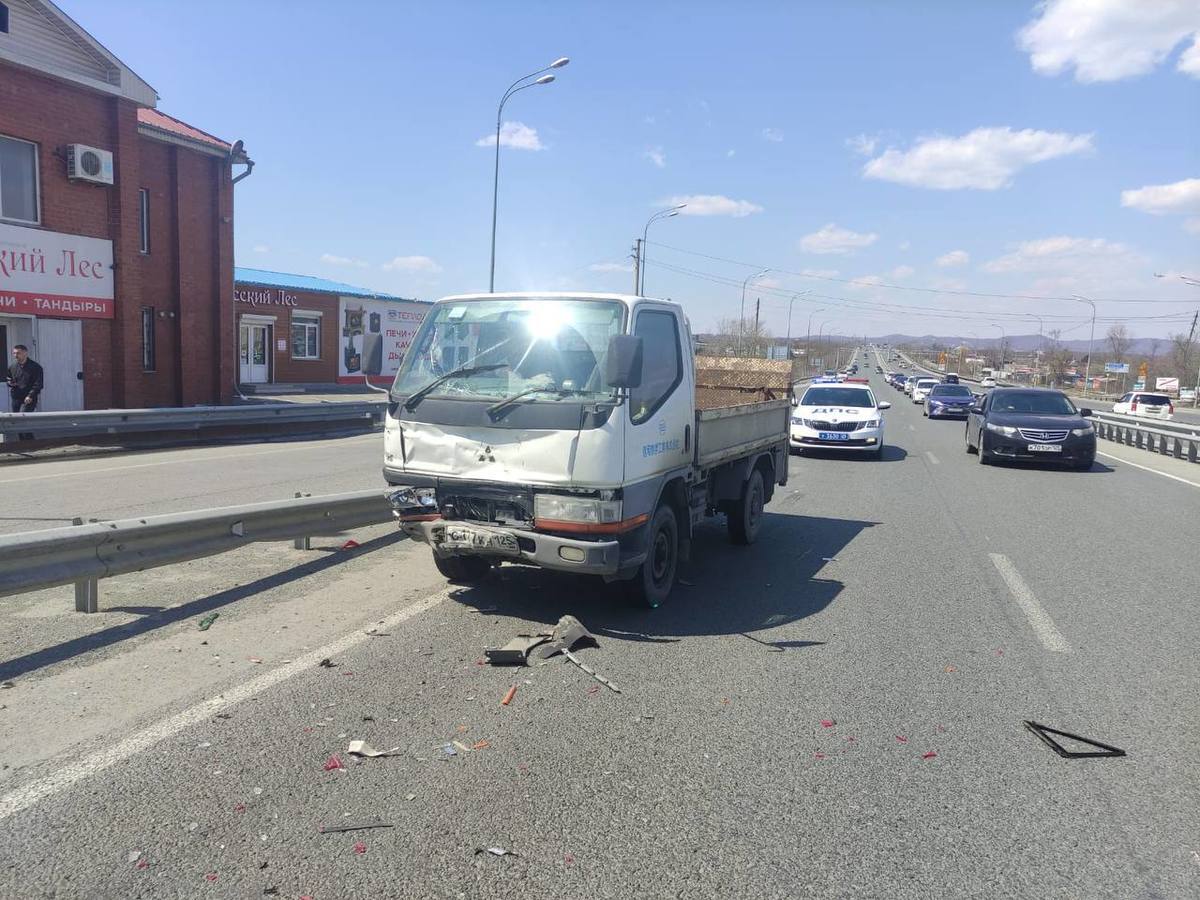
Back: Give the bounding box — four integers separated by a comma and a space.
875, 365, 883, 374
903, 377, 919, 396
980, 377, 997, 388
911, 377, 940, 404
894, 374, 909, 391
965, 388, 1095, 470
790, 382, 891, 458
1112, 392, 1174, 421
924, 383, 975, 418
944, 373, 960, 384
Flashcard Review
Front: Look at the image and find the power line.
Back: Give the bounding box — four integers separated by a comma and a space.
645, 239, 1197, 305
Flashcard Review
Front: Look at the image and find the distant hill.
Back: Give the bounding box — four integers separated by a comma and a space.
867, 333, 1171, 355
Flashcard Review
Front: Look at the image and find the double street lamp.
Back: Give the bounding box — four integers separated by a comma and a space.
738, 269, 770, 355
639, 204, 686, 295
488, 57, 570, 292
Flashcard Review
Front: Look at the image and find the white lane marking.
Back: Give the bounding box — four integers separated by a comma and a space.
925, 451, 940, 465
988, 553, 1071, 653
0, 590, 447, 821
0, 434, 377, 485
908, 425, 915, 431
1095, 451, 1200, 489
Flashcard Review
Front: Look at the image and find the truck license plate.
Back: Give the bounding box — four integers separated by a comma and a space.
818, 432, 851, 441
440, 526, 519, 554
1027, 443, 1062, 452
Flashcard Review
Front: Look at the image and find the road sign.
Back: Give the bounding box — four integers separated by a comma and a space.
1138, 362, 1149, 378
1104, 362, 1129, 373
1133, 380, 1146, 390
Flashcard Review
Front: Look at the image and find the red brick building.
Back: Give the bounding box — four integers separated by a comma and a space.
0, 0, 249, 410
233, 269, 428, 389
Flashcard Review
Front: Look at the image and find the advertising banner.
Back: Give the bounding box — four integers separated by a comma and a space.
1104, 362, 1129, 373
0, 222, 114, 319
337, 297, 427, 384
1155, 377, 1179, 393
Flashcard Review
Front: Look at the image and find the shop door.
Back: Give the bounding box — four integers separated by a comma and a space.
34, 318, 85, 411
239, 323, 270, 383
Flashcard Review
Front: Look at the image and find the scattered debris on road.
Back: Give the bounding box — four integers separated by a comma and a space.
485, 635, 549, 665
346, 740, 400, 758
1022, 720, 1126, 759
352, 841, 367, 854
318, 823, 394, 834
341, 539, 361, 551
820, 719, 836, 728
531, 615, 599, 663
475, 847, 519, 858
127, 851, 141, 863
197, 613, 219, 631
318, 658, 336, 668
440, 743, 457, 758
323, 755, 345, 771
501, 685, 518, 706
563, 649, 621, 693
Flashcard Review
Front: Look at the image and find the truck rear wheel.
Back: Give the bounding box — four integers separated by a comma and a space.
625, 503, 678, 609
433, 553, 492, 584
728, 468, 765, 545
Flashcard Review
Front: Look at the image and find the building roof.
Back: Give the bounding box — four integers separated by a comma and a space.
235, 267, 420, 302
138, 108, 230, 150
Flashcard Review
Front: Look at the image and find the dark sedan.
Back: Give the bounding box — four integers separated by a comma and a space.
965, 388, 1096, 469
924, 383, 975, 418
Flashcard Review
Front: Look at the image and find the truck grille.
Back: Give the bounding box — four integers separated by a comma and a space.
437, 482, 534, 524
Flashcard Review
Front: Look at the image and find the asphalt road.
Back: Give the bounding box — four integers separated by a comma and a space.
0, 373, 1197, 899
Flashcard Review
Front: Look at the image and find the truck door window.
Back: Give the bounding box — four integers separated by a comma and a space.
630, 310, 682, 424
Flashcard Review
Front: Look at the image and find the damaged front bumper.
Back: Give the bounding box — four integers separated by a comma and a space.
399, 517, 622, 577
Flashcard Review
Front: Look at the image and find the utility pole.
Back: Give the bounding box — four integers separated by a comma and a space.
631, 240, 641, 296
753, 297, 760, 355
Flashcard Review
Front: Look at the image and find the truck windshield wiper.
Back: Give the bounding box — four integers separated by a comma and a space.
402, 363, 510, 411
486, 386, 597, 420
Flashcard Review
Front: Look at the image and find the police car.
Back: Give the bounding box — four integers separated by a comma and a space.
790, 378, 890, 458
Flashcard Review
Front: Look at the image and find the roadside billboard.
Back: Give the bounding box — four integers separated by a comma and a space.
0, 221, 114, 319
1104, 362, 1129, 373
337, 297, 427, 384
1155, 377, 1180, 393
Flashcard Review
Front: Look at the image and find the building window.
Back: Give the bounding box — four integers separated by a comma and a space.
138, 188, 150, 253
141, 307, 156, 372
0, 134, 39, 224
291, 313, 320, 360
0, 4, 9, 34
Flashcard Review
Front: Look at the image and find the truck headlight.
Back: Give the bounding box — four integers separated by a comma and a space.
388, 486, 437, 510
534, 494, 622, 524
985, 423, 1017, 436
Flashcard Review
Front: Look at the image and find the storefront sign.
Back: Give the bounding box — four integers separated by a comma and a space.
337, 297, 426, 384
233, 286, 298, 307
0, 222, 114, 319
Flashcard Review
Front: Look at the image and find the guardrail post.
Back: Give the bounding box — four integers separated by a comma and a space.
70, 517, 100, 613
1190, 439, 1198, 464
292, 492, 312, 550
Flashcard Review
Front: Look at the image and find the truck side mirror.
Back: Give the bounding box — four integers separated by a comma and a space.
606, 335, 643, 388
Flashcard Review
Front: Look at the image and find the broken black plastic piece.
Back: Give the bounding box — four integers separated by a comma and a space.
1023, 720, 1126, 759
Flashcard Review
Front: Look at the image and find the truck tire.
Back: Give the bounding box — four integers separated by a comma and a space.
433, 553, 492, 584
625, 503, 678, 609
728, 468, 765, 545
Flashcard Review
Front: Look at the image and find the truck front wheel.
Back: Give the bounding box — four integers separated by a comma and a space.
728, 469, 765, 545
433, 553, 493, 584
626, 504, 678, 609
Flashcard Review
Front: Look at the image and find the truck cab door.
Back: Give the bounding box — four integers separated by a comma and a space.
623, 305, 693, 489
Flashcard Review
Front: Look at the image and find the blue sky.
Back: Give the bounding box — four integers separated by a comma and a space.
73, 0, 1200, 339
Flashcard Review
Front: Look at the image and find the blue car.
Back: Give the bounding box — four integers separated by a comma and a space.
924, 383, 976, 418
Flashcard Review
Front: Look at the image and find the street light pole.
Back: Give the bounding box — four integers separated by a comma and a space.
738, 269, 770, 355
989, 322, 1005, 379
639, 204, 686, 296
805, 306, 826, 377
1072, 295, 1097, 398
785, 290, 812, 349
489, 57, 569, 293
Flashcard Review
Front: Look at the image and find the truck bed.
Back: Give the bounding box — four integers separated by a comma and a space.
694, 398, 791, 469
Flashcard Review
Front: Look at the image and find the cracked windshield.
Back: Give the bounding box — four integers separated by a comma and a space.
0, 1, 1196, 898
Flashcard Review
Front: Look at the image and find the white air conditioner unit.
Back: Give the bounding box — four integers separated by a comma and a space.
66, 144, 114, 185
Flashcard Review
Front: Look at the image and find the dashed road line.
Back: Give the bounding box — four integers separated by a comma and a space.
988, 553, 1071, 653
925, 451, 940, 465
0, 589, 448, 821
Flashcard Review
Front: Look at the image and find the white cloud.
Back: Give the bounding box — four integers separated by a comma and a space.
321, 253, 369, 268
643, 115, 656, 125
799, 223, 878, 255
726, 149, 736, 158
845, 133, 878, 157
847, 275, 886, 291
863, 127, 1093, 190
891, 265, 915, 279
663, 194, 763, 217
982, 237, 1141, 288
252, 244, 270, 254
643, 146, 666, 169
1184, 218, 1200, 235
761, 128, 784, 143
381, 255, 442, 274
936, 249, 970, 268
1018, 0, 1200, 83
799, 267, 840, 278
931, 277, 968, 292
588, 261, 634, 273
476, 121, 544, 151
1120, 177, 1200, 215
898, 240, 911, 251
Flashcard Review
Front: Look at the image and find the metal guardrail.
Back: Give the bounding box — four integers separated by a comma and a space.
1089, 413, 1200, 464
0, 402, 385, 442
0, 489, 394, 612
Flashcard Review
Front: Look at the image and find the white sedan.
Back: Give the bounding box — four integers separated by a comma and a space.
980, 377, 997, 388
911, 378, 940, 404
790, 382, 891, 458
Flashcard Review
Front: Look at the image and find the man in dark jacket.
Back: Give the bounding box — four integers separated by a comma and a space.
8, 344, 44, 413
